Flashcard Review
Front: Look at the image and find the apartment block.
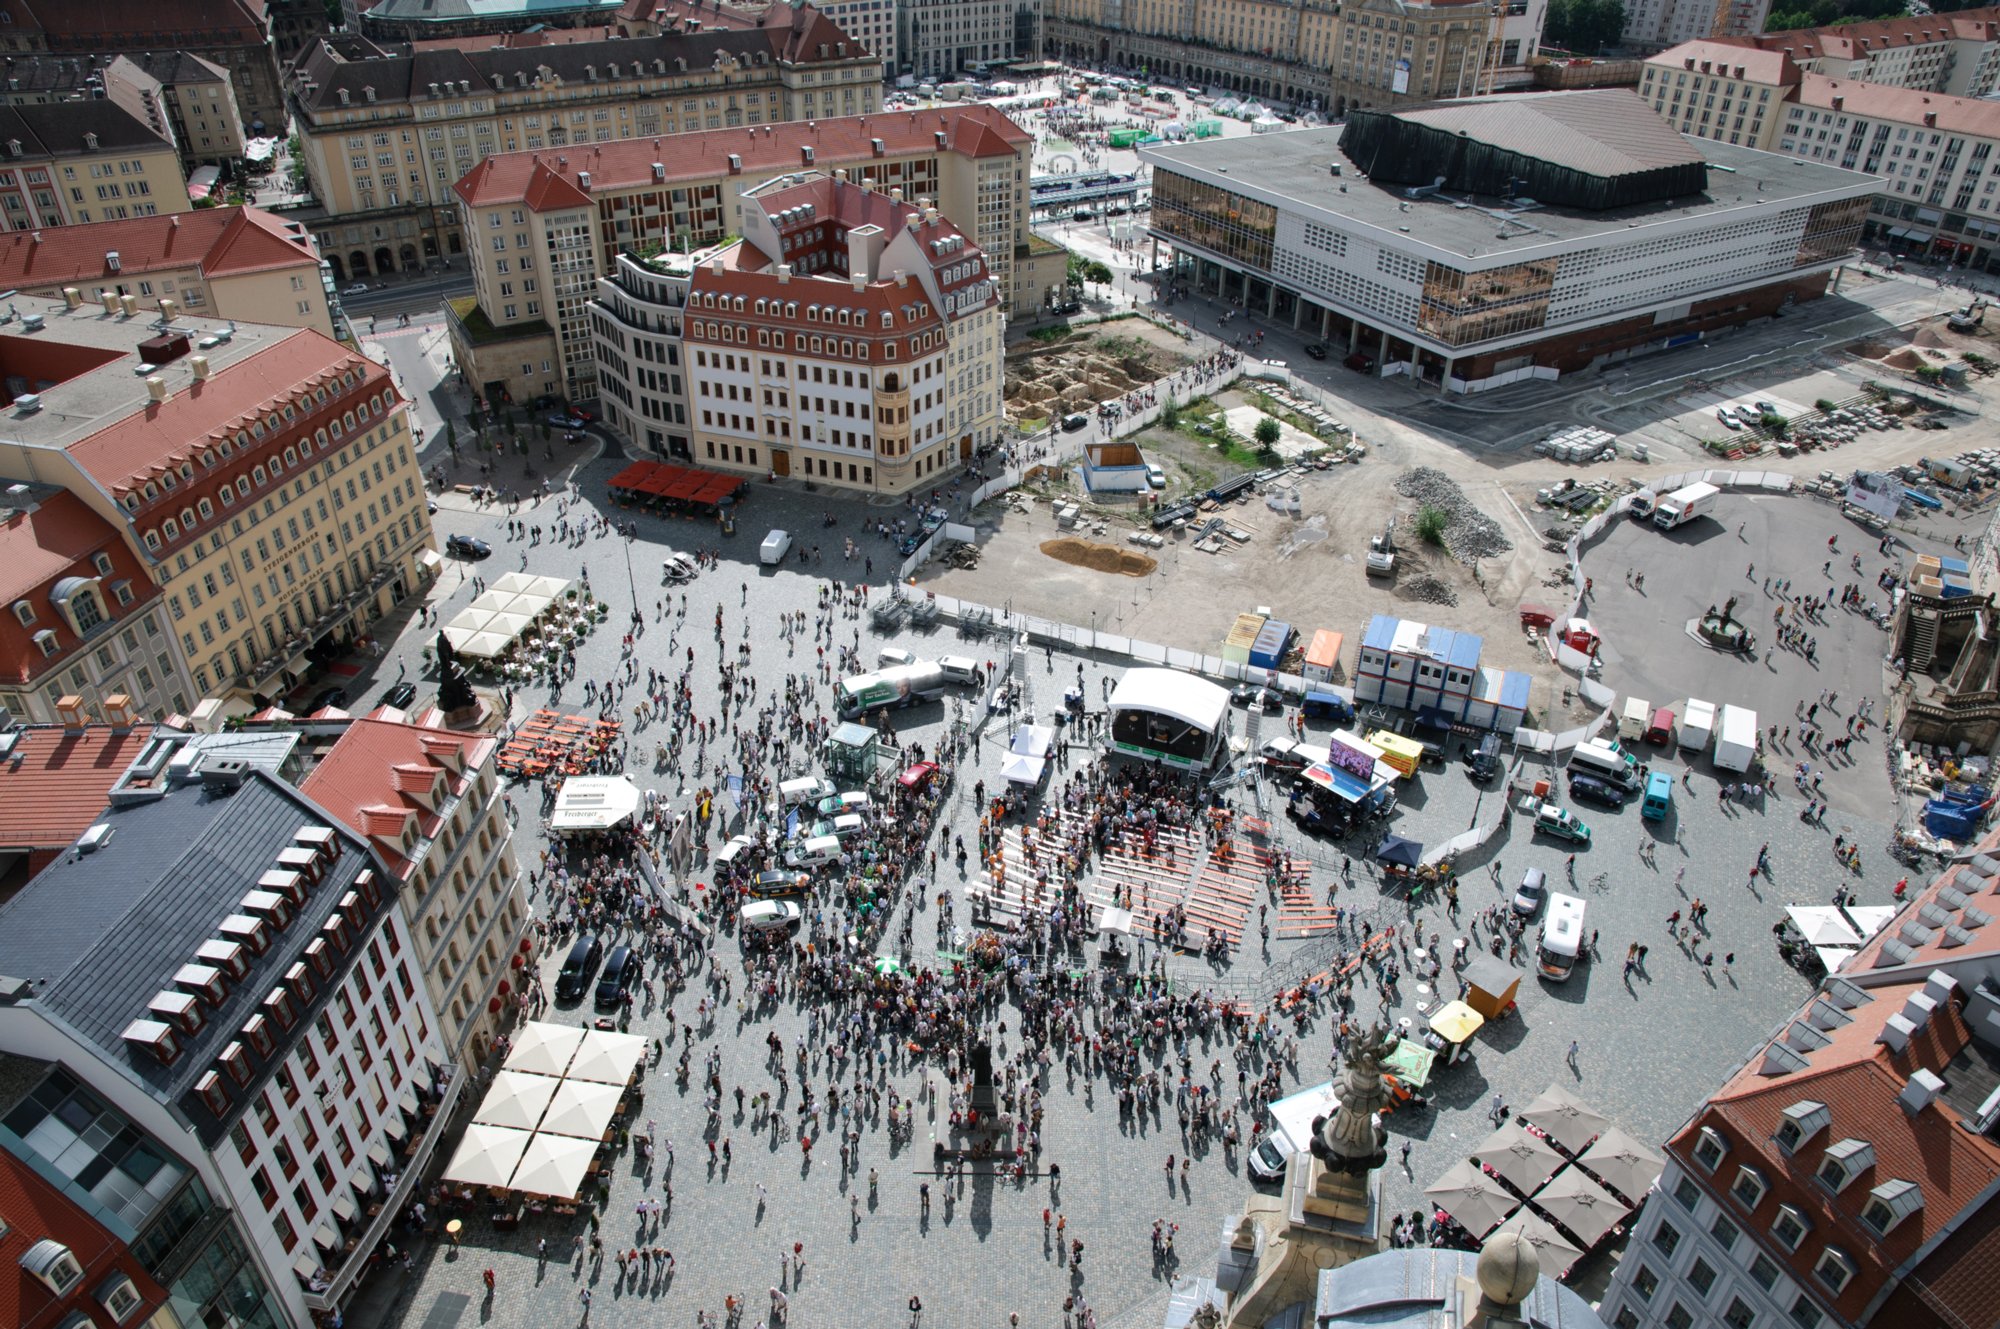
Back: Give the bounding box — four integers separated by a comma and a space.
671, 171, 1005, 494
1646, 39, 2000, 270
285, 5, 881, 283
0, 53, 249, 172
448, 104, 1043, 412
1737, 8, 2000, 98
817, 0, 897, 74
0, 487, 194, 727
0, 207, 335, 337
0, 102, 189, 233
1045, 0, 1546, 115
899, 0, 1041, 80
0, 755, 458, 1329
1621, 0, 1772, 54
1600, 966, 2000, 1329
0, 293, 437, 709
300, 717, 529, 1073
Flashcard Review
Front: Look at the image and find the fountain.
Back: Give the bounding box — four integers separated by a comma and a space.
1696, 596, 1755, 654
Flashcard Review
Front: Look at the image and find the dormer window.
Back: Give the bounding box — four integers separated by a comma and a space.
97, 1271, 143, 1323
1814, 1247, 1854, 1294
20, 1238, 84, 1295
264, 985, 297, 1029
1775, 1100, 1830, 1152
91, 551, 113, 576
1771, 1203, 1812, 1252
1693, 1125, 1728, 1172
1863, 1179, 1924, 1235
218, 1040, 252, 1087
1817, 1139, 1874, 1193
196, 1069, 229, 1116
120, 1018, 178, 1065
33, 628, 58, 656
1731, 1165, 1768, 1210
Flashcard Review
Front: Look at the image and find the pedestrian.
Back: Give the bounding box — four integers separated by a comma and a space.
1400, 1141, 1412, 1171
579, 1288, 592, 1323
1567, 1039, 1580, 1067
909, 1294, 924, 1326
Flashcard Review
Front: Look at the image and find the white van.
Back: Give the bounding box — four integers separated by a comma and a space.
1537, 893, 1587, 982
759, 529, 792, 565
1569, 739, 1640, 790
785, 834, 843, 869
777, 776, 837, 808
1618, 696, 1651, 742
938, 656, 983, 686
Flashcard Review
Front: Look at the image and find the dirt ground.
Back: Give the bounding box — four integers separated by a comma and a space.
916, 452, 1573, 714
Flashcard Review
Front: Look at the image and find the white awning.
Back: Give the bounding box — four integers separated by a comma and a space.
474, 1069, 560, 1131
1108, 667, 1229, 733
503, 1022, 586, 1078
539, 1078, 625, 1140
565, 1029, 648, 1085
1786, 906, 1862, 947
331, 1191, 357, 1222
508, 1131, 600, 1200
312, 1222, 339, 1251
366, 1138, 391, 1168
548, 776, 643, 832
439, 1122, 535, 1190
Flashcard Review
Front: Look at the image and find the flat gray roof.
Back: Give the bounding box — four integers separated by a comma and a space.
1141, 126, 1878, 265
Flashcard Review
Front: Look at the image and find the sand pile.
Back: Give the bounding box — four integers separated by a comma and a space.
1882, 348, 1924, 370
1040, 538, 1157, 576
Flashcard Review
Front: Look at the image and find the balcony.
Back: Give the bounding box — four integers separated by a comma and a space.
300, 1064, 467, 1316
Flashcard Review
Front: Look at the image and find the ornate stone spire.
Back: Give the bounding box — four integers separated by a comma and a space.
1312, 1023, 1392, 1175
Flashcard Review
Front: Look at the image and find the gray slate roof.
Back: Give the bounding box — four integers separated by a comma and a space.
0, 100, 172, 157
0, 770, 389, 1148
1390, 90, 1704, 179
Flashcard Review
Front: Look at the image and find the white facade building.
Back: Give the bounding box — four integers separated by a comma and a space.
0, 762, 460, 1329
590, 251, 695, 461
898, 0, 1043, 79
819, 0, 898, 74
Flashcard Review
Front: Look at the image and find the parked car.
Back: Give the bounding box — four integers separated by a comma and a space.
1304, 343, 1329, 360
381, 682, 417, 710
307, 686, 348, 713
343, 282, 369, 296
740, 899, 804, 934
877, 646, 917, 668
816, 791, 873, 818
1344, 352, 1376, 373
1146, 463, 1167, 489
593, 944, 636, 1011
548, 414, 587, 430
744, 869, 810, 899
1716, 408, 1743, 431
1567, 773, 1630, 809
1061, 412, 1091, 432
553, 935, 604, 1001
1532, 803, 1592, 845
446, 534, 491, 559
1512, 867, 1547, 916
712, 834, 757, 870
897, 760, 940, 793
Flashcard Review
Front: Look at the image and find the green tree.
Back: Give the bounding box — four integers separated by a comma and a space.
1544, 0, 1627, 53
1254, 417, 1282, 448
1414, 506, 1450, 547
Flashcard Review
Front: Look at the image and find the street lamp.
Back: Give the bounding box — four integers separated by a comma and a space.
622, 536, 642, 625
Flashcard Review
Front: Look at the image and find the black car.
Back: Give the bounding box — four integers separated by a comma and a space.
1567, 773, 1630, 809
554, 935, 604, 1003
307, 686, 348, 713
446, 534, 491, 559
594, 944, 636, 1012
381, 682, 417, 709
1304, 343, 1328, 360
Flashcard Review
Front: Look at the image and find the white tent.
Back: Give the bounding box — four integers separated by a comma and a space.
1786, 906, 1863, 948
493, 572, 570, 599
548, 776, 643, 832
1098, 905, 1135, 936
1816, 946, 1858, 974
442, 574, 571, 660
566, 1029, 649, 1085
1842, 904, 1898, 938
509, 1131, 600, 1199
473, 1070, 559, 1131
504, 1022, 585, 1078
1002, 723, 1056, 787
539, 1077, 626, 1140
440, 1123, 534, 1190
1109, 668, 1229, 734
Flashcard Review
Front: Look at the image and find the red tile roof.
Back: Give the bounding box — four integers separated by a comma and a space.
1668, 977, 2000, 1326
0, 207, 318, 290
1793, 74, 2000, 141
1647, 39, 1803, 87
299, 716, 491, 880
63, 332, 388, 495
0, 492, 160, 685
0, 722, 151, 851
453, 103, 1029, 209
1845, 822, 2000, 977
0, 1143, 169, 1329
1746, 6, 2000, 60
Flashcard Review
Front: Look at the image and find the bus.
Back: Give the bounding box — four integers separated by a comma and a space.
1538, 892, 1587, 982
835, 662, 946, 718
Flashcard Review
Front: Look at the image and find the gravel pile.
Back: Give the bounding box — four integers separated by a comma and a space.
1396, 574, 1459, 608
1395, 467, 1515, 562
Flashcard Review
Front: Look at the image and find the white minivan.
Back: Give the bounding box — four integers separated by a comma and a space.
777, 776, 837, 808
938, 656, 983, 686
785, 834, 843, 869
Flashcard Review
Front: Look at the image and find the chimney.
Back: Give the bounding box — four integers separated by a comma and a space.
99, 289, 116, 314
158, 297, 177, 322
60, 286, 79, 308
891, 187, 903, 204
1899, 1068, 1946, 1115
55, 693, 85, 731
102, 693, 134, 730
776, 263, 790, 283
190, 354, 210, 380
145, 374, 167, 403
850, 272, 866, 291
118, 293, 136, 317
710, 258, 725, 274
846, 221, 884, 283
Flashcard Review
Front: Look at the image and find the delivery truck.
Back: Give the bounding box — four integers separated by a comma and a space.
1713, 703, 1759, 772
1248, 1080, 1341, 1182
1680, 698, 1716, 752
1653, 481, 1719, 531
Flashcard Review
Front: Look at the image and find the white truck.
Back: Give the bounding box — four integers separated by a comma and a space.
759, 529, 792, 565
1680, 698, 1716, 752
1248, 1080, 1341, 1182
1713, 704, 1759, 772
1652, 481, 1720, 530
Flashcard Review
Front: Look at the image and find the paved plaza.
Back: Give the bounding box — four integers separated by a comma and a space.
309, 433, 1941, 1329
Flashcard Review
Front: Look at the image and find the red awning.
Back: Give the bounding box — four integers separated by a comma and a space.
608, 462, 652, 489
